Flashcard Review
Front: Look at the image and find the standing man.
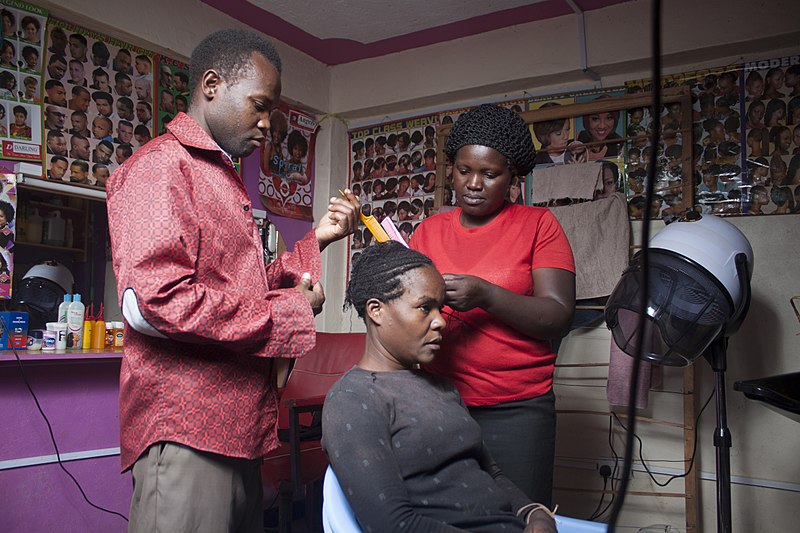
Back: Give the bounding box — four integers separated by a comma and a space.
106, 29, 359, 533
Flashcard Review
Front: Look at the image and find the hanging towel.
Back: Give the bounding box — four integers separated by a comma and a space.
531, 162, 603, 203
606, 333, 663, 409
549, 193, 630, 299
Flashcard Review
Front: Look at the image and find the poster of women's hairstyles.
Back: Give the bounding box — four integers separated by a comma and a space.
626, 65, 744, 218
258, 103, 317, 221
40, 17, 155, 190
0, 0, 45, 162
347, 113, 438, 269
0, 173, 17, 298
741, 55, 800, 216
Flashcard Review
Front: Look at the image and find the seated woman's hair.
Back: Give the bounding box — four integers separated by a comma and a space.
444, 104, 536, 176
345, 241, 433, 318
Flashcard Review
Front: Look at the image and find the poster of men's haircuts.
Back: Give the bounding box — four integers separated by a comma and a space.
41, 17, 155, 189
0, 0, 45, 162
347, 112, 438, 268
0, 173, 17, 298
155, 55, 187, 136
258, 103, 317, 221
741, 54, 800, 216
627, 65, 744, 218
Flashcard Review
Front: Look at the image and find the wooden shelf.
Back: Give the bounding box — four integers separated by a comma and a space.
15, 241, 84, 254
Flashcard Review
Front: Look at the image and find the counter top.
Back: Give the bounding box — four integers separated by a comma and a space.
0, 348, 124, 363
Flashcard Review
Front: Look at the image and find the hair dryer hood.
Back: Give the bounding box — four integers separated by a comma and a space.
605, 213, 754, 366
649, 213, 753, 308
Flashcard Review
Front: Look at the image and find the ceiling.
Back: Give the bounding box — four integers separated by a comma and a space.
201, 0, 635, 66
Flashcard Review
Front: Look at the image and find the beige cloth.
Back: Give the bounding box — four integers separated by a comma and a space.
549, 193, 630, 299
532, 162, 603, 203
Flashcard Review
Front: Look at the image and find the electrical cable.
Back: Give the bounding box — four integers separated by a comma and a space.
4, 316, 129, 523
612, 389, 715, 487
606, 0, 662, 530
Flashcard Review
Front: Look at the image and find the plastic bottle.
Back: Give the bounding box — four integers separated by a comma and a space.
58, 294, 72, 323
105, 322, 114, 348
44, 210, 66, 247
27, 208, 43, 244
92, 315, 106, 349
67, 294, 85, 349
82, 318, 93, 349
113, 322, 124, 347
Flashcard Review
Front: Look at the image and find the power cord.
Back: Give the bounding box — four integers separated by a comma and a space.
4, 317, 129, 523
611, 389, 715, 487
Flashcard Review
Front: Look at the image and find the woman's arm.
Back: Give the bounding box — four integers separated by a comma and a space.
443, 267, 575, 340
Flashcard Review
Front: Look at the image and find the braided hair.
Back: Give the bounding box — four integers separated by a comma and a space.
346, 241, 433, 319
444, 104, 536, 176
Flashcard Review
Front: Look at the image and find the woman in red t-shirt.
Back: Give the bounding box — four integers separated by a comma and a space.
411, 104, 575, 507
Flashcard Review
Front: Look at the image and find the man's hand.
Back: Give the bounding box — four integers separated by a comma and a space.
296, 272, 325, 315
315, 188, 360, 250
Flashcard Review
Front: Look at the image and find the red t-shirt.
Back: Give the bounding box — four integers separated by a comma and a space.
411, 203, 574, 406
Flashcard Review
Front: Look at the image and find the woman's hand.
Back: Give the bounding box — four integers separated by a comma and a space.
443, 273, 490, 312
523, 509, 558, 533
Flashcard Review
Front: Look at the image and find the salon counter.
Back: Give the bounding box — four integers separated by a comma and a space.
0, 348, 131, 533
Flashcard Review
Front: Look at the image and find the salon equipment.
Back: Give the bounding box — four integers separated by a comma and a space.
13, 261, 75, 330
734, 372, 800, 424
605, 212, 753, 533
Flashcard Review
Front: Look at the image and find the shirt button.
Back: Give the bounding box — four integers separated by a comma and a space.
244, 205, 250, 211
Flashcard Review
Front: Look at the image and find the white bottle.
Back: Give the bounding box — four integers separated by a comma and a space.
67, 294, 85, 349
58, 294, 72, 323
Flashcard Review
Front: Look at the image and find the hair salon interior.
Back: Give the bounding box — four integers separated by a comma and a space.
0, 0, 798, 532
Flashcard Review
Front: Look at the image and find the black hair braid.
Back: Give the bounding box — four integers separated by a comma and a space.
346, 241, 433, 318
444, 104, 536, 176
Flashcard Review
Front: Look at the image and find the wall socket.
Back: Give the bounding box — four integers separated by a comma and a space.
597, 459, 633, 480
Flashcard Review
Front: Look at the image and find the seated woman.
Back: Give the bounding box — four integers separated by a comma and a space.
322, 241, 557, 533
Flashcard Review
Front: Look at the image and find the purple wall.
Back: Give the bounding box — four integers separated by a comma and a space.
241, 151, 313, 249
0, 355, 131, 532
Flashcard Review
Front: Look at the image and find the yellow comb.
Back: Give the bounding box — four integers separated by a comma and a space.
339, 190, 390, 242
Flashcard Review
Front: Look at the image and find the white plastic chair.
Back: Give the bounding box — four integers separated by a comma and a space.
322, 466, 608, 533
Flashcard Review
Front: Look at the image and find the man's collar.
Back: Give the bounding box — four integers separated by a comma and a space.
166, 112, 224, 153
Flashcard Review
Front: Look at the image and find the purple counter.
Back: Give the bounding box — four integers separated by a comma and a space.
0, 349, 131, 533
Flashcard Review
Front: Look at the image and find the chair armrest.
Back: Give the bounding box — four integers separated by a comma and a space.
283, 395, 326, 409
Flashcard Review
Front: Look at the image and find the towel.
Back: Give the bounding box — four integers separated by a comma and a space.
532, 162, 603, 203
549, 193, 630, 299
607, 336, 662, 409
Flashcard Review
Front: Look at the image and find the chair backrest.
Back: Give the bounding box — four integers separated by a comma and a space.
322, 466, 362, 533
278, 332, 365, 428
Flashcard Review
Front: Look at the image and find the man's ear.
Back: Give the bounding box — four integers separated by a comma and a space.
200, 69, 222, 100
365, 298, 384, 325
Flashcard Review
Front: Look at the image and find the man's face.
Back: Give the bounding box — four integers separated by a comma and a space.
115, 51, 131, 72
71, 113, 87, 132
117, 102, 134, 121
70, 137, 90, 160
48, 59, 67, 80
46, 108, 65, 129
136, 103, 151, 123
205, 53, 282, 158
160, 92, 174, 113
50, 31, 67, 54
115, 77, 132, 96
47, 85, 66, 105
117, 123, 133, 144
70, 92, 90, 112
134, 132, 150, 146
135, 57, 150, 75
50, 159, 68, 179
69, 62, 84, 81
68, 37, 86, 59
94, 143, 112, 163
116, 147, 130, 165
93, 166, 110, 185
48, 134, 67, 155
95, 98, 112, 117
94, 75, 110, 92
70, 164, 87, 182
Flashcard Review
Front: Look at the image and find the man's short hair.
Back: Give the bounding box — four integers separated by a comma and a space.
189, 29, 282, 98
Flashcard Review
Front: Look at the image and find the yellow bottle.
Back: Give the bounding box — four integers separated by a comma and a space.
82, 319, 93, 349
91, 318, 105, 349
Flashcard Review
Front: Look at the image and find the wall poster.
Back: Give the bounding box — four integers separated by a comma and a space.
0, 173, 16, 298
40, 17, 155, 189
0, 0, 46, 162
258, 102, 317, 221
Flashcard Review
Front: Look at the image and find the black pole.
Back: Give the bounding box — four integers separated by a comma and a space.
706, 337, 732, 533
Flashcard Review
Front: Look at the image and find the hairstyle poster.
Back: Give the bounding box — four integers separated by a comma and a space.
0, 0, 46, 162
155, 55, 188, 136
528, 96, 579, 167
0, 173, 17, 298
258, 103, 317, 221
740, 54, 800, 215
627, 65, 744, 218
41, 17, 155, 189
347, 113, 438, 266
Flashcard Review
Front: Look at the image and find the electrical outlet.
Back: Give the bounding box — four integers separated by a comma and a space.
597, 459, 633, 480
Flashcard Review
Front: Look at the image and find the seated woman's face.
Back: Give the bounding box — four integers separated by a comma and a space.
374, 265, 446, 369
